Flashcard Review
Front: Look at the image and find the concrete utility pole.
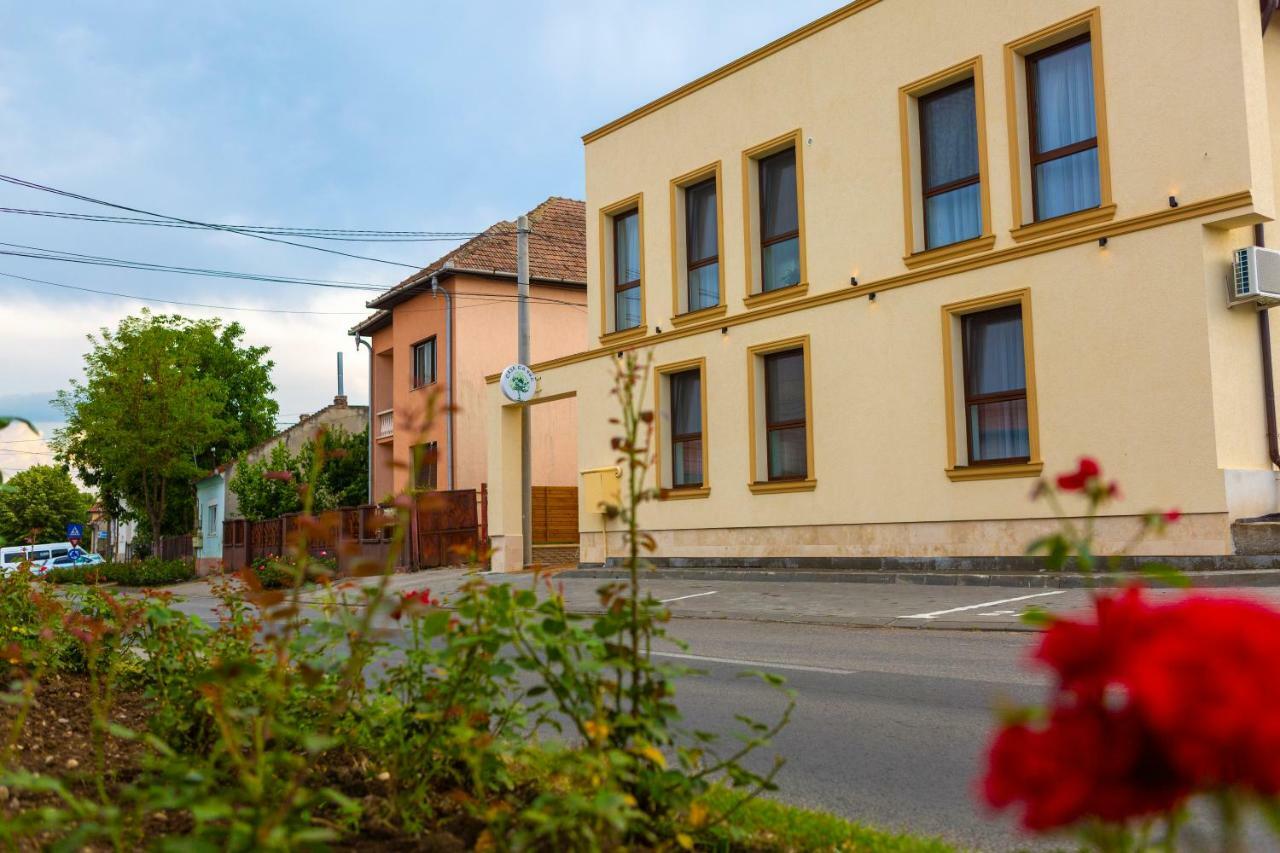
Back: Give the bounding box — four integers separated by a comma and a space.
517, 214, 533, 568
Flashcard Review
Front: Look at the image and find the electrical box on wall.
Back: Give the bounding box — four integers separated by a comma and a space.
580, 466, 621, 513
1230, 246, 1280, 309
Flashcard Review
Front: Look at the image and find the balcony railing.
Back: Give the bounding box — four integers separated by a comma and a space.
376, 409, 394, 439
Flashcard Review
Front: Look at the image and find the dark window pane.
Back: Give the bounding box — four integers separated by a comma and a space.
412, 339, 435, 387
413, 442, 438, 490
963, 307, 1025, 396
1033, 147, 1100, 221
669, 370, 701, 436
688, 263, 719, 312
672, 438, 703, 487
925, 184, 983, 250
765, 349, 806, 425
760, 148, 798, 241
921, 80, 979, 190
614, 211, 640, 285
615, 288, 640, 330
762, 237, 800, 292
685, 179, 718, 265
968, 399, 1030, 462
1032, 40, 1095, 153
767, 427, 807, 480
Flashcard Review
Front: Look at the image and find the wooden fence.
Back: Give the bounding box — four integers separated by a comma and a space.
155, 534, 194, 561
220, 489, 480, 573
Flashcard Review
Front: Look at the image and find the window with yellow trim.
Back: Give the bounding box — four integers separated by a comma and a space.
598, 194, 646, 337
741, 131, 807, 302
670, 164, 725, 318
941, 290, 1042, 480
746, 337, 815, 492
655, 360, 708, 496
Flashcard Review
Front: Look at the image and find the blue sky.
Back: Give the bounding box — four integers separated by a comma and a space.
0, 0, 836, 433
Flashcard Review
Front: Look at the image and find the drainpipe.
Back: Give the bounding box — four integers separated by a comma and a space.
430, 274, 456, 490
1256, 224, 1280, 470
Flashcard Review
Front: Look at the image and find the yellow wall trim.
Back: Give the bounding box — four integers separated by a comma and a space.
940, 288, 1041, 476
486, 189, 1254, 384
1010, 203, 1117, 243
670, 303, 727, 328
654, 356, 710, 496
581, 0, 884, 145
598, 193, 646, 339
746, 335, 815, 489
1003, 7, 1113, 231
744, 282, 809, 309
898, 56, 994, 262
669, 161, 726, 320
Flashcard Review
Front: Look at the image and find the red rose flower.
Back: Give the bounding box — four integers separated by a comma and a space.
1163, 509, 1181, 523
1055, 457, 1100, 492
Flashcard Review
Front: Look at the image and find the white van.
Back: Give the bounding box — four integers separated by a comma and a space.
0, 541, 74, 574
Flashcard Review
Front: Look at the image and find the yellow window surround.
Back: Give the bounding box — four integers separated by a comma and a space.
597, 192, 647, 342
898, 56, 996, 270
1004, 7, 1114, 243
669, 161, 727, 324
940, 288, 1042, 482
741, 129, 808, 308
745, 334, 816, 494
654, 356, 711, 500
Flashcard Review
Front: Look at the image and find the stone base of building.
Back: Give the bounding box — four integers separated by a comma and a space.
195, 557, 222, 577
569, 512, 1235, 567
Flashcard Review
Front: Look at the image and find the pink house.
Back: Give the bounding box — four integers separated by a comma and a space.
350, 197, 586, 509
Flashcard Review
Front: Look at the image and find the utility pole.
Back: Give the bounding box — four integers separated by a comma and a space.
517, 214, 533, 568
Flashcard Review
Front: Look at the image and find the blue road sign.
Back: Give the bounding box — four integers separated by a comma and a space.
67, 547, 84, 561
98, 530, 108, 539
66, 523, 84, 540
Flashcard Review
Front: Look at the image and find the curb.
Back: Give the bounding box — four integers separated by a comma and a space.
561, 567, 1280, 589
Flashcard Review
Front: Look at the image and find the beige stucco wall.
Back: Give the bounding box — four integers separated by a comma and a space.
370, 274, 586, 500
484, 0, 1280, 568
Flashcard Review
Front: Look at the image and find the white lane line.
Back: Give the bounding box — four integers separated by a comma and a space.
899, 590, 1066, 620
650, 649, 856, 675
660, 590, 718, 604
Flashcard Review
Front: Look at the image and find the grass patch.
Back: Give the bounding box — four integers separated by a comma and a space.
700, 786, 957, 852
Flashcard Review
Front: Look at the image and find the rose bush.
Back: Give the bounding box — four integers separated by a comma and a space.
983, 457, 1280, 846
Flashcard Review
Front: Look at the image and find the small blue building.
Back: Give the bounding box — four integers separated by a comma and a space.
194, 468, 227, 573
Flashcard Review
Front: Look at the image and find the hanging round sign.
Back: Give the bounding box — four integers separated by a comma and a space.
499, 363, 536, 403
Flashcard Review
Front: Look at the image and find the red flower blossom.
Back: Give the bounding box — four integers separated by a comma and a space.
1055, 457, 1100, 492
1163, 509, 1181, 523
391, 588, 440, 620
984, 588, 1280, 830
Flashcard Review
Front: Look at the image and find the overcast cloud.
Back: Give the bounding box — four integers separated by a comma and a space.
0, 1, 836, 434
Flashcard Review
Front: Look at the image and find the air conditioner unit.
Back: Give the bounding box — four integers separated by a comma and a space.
1230, 246, 1280, 308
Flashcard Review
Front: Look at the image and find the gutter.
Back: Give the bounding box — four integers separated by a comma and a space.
1256, 224, 1280, 470
365, 267, 586, 311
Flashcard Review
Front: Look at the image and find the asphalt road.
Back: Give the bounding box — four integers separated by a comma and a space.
655, 620, 1044, 851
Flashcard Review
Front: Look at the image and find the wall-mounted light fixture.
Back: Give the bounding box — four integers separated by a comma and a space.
1169, 195, 1179, 209
868, 292, 876, 302
850, 276, 859, 287
655, 326, 662, 334
721, 327, 728, 335
1098, 237, 1109, 248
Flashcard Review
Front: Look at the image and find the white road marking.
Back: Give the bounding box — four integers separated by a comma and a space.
977, 610, 1017, 617
899, 590, 1066, 620
650, 649, 857, 675
660, 590, 718, 604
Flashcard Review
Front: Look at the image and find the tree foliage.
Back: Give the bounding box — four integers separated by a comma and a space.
53, 311, 277, 539
0, 464, 92, 544
228, 426, 368, 522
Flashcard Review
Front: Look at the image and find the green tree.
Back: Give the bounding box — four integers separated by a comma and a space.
229, 443, 303, 522
309, 426, 368, 509
0, 464, 92, 544
53, 311, 278, 539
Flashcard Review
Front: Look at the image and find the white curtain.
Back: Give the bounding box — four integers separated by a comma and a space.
1032, 40, 1100, 219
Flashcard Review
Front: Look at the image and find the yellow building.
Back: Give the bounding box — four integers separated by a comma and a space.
487, 0, 1280, 570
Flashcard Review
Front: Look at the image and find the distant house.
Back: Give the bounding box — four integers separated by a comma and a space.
349, 197, 587, 502
193, 395, 368, 573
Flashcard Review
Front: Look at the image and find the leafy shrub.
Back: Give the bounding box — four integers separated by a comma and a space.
43, 558, 195, 587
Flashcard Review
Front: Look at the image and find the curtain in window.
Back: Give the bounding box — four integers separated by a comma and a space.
1032, 40, 1100, 220
926, 184, 983, 250
920, 81, 982, 249
670, 371, 701, 436
760, 149, 800, 292
686, 180, 719, 311
765, 350, 807, 479
615, 212, 640, 284
963, 308, 1029, 462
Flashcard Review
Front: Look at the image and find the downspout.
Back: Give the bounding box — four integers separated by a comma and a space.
1256, 224, 1280, 469
430, 274, 456, 490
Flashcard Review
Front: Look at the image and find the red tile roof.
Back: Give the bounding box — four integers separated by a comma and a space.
360, 197, 585, 321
